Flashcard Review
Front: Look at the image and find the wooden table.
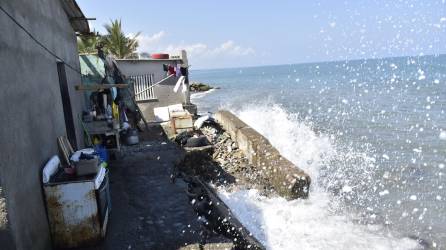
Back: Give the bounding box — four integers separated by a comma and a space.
84, 120, 121, 151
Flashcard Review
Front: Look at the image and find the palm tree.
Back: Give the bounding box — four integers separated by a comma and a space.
102, 19, 140, 59
77, 33, 101, 54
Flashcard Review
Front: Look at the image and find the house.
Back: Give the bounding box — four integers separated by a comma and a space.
0, 0, 89, 249
115, 51, 197, 122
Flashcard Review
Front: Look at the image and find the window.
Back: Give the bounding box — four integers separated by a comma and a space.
129, 74, 157, 101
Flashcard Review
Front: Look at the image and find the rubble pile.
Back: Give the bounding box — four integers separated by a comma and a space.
200, 124, 272, 193
174, 119, 274, 195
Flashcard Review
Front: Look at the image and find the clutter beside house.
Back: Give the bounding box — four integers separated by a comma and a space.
0, 0, 96, 249
37, 47, 207, 248
1, 0, 298, 248
42, 137, 110, 248
77, 49, 200, 151
78, 53, 147, 150
38, 49, 151, 248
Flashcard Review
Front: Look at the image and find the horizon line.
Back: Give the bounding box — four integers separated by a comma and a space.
191, 53, 446, 72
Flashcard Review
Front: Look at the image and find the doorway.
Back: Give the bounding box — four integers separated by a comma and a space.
57, 61, 77, 149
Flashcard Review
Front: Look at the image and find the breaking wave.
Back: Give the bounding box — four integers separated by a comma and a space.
216, 102, 420, 250
190, 88, 216, 100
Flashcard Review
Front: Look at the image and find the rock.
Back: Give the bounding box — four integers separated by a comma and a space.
193, 123, 277, 192
184, 136, 209, 147
189, 82, 214, 92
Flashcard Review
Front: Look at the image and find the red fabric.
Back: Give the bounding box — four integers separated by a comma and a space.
168, 65, 176, 75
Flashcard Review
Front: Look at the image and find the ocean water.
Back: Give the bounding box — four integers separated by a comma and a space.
190, 55, 446, 249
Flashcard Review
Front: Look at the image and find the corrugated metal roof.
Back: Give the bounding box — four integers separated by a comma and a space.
60, 0, 90, 34
79, 54, 105, 84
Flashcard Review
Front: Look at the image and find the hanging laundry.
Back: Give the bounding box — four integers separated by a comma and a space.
182, 79, 187, 93
168, 65, 176, 75
163, 64, 169, 76
174, 76, 185, 93
180, 67, 188, 76
176, 64, 181, 77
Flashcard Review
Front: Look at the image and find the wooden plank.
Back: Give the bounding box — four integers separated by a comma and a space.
144, 75, 149, 100
57, 62, 77, 148
75, 84, 129, 91
57, 136, 71, 167
150, 74, 155, 98
134, 77, 139, 101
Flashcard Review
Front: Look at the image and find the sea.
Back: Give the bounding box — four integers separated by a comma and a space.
189, 54, 446, 250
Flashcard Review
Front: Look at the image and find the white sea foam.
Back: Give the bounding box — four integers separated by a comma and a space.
235, 103, 335, 183
219, 189, 418, 250
439, 131, 446, 141
190, 88, 216, 100
216, 102, 420, 250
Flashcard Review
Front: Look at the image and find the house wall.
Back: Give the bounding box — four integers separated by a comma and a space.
116, 60, 187, 121
117, 60, 180, 83
0, 0, 86, 249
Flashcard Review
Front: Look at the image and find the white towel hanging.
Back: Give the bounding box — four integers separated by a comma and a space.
182, 80, 187, 93
173, 76, 185, 93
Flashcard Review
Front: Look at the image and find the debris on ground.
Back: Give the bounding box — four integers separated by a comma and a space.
175, 120, 274, 196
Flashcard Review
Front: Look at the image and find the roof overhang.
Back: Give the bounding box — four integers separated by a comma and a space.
61, 0, 90, 34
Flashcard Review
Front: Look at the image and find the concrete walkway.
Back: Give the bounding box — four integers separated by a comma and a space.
97, 126, 231, 249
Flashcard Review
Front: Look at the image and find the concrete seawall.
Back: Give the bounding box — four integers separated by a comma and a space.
214, 110, 311, 199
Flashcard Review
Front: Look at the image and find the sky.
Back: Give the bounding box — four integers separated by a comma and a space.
77, 0, 446, 70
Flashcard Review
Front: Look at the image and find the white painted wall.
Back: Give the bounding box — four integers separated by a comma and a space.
116, 59, 190, 121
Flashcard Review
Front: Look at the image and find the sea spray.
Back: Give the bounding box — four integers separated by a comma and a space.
218, 188, 419, 250
214, 102, 420, 249
192, 55, 446, 248
190, 88, 216, 100
235, 102, 334, 186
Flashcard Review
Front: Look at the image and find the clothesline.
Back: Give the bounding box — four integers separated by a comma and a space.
133, 74, 175, 97
133, 63, 191, 97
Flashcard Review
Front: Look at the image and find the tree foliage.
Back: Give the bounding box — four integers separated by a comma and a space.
77, 33, 101, 54
102, 19, 140, 59
76, 19, 140, 59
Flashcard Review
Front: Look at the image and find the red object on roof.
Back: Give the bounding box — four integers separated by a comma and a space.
151, 53, 169, 59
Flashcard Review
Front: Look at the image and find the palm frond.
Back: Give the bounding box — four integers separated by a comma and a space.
101, 19, 139, 59
77, 32, 101, 54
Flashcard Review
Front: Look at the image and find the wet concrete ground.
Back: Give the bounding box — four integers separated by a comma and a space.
93, 125, 232, 249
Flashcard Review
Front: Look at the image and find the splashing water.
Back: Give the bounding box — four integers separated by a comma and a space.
191, 55, 446, 249
219, 190, 418, 250
238, 104, 334, 182
216, 103, 420, 250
